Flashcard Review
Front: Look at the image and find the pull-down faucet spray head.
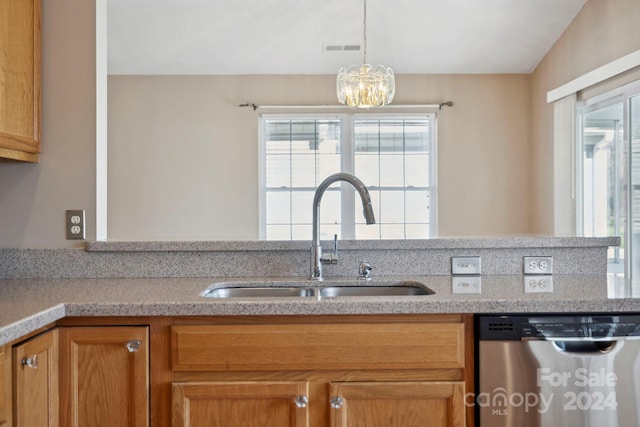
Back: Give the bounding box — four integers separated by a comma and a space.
310, 173, 375, 280
362, 202, 375, 225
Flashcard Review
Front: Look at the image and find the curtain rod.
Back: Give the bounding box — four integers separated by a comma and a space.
238, 101, 453, 111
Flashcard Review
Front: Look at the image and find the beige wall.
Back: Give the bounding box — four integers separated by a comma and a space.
0, 0, 96, 248
531, 0, 640, 234
108, 73, 531, 240
2, 0, 638, 247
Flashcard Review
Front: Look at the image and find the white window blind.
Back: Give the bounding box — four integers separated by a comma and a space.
259, 114, 437, 240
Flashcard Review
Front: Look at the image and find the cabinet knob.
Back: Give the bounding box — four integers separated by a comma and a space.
294, 395, 308, 408
330, 396, 344, 409
126, 339, 142, 352
21, 355, 38, 369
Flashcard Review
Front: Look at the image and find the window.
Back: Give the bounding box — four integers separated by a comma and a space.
577, 80, 640, 280
259, 113, 437, 240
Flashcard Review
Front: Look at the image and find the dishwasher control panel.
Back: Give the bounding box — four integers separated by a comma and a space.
479, 315, 640, 340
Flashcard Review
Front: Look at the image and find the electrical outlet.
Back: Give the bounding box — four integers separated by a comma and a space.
524, 276, 553, 293
523, 256, 553, 275
66, 210, 85, 240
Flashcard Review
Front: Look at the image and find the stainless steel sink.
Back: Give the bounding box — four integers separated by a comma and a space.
204, 286, 314, 298
201, 280, 434, 298
319, 284, 433, 297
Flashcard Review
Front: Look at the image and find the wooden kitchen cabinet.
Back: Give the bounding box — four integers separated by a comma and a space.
0, 0, 41, 162
172, 381, 310, 427
1, 315, 472, 426
59, 326, 149, 427
329, 381, 465, 427
0, 345, 11, 426
170, 315, 471, 427
13, 328, 58, 427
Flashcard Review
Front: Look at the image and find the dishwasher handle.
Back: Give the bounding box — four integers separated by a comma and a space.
552, 340, 617, 353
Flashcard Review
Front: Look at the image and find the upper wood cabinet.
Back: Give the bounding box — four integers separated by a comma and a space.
0, 0, 41, 162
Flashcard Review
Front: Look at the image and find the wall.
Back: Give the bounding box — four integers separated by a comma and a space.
0, 0, 96, 248
2, 0, 634, 247
108, 73, 531, 240
531, 0, 640, 234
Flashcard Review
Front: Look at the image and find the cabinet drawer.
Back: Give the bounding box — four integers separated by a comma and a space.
172, 323, 465, 372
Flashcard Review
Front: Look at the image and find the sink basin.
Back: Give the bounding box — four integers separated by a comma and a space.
204, 286, 314, 298
201, 280, 434, 298
319, 284, 433, 297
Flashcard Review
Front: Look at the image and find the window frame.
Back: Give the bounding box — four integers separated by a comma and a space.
258, 112, 438, 240
576, 78, 640, 278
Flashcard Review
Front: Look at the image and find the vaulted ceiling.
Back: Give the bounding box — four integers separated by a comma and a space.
107, 0, 587, 75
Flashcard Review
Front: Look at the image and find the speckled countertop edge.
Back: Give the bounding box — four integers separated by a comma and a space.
86, 237, 620, 252
0, 274, 637, 346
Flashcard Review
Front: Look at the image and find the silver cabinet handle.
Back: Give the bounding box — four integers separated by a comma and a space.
294, 395, 308, 408
126, 339, 142, 352
330, 396, 344, 409
21, 354, 38, 369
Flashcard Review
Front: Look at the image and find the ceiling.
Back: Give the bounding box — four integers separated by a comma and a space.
107, 0, 587, 75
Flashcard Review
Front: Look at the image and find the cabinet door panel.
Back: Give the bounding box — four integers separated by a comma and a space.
329, 381, 465, 427
0, 346, 7, 426
0, 0, 41, 161
172, 381, 309, 427
172, 322, 465, 372
13, 329, 58, 427
59, 327, 149, 427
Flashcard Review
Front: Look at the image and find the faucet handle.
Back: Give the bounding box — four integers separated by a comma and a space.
358, 261, 373, 280
320, 234, 339, 265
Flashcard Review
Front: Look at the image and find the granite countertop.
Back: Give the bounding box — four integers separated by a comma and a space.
0, 274, 639, 346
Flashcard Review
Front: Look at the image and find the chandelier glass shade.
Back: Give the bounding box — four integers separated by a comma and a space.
336, 0, 395, 108
337, 64, 395, 108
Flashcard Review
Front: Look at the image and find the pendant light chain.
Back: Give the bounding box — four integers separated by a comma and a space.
363, 0, 368, 64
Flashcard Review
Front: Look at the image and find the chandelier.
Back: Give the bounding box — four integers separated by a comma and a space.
336, 0, 395, 108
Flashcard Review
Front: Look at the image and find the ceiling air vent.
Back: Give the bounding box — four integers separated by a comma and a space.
324, 44, 361, 52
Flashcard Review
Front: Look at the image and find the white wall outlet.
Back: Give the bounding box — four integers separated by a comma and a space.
66, 210, 85, 240
523, 256, 553, 275
451, 256, 481, 275
524, 276, 553, 293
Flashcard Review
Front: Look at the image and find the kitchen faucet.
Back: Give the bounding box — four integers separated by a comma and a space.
310, 173, 376, 280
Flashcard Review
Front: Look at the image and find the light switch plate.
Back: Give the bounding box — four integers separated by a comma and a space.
66, 210, 85, 240
451, 256, 481, 275
452, 276, 482, 294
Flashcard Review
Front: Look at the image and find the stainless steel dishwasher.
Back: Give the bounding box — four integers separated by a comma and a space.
477, 314, 640, 427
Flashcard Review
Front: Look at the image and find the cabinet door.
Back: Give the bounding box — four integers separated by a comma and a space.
59, 326, 149, 427
13, 329, 58, 427
0, 345, 8, 426
329, 381, 465, 427
0, 0, 41, 162
172, 381, 310, 427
